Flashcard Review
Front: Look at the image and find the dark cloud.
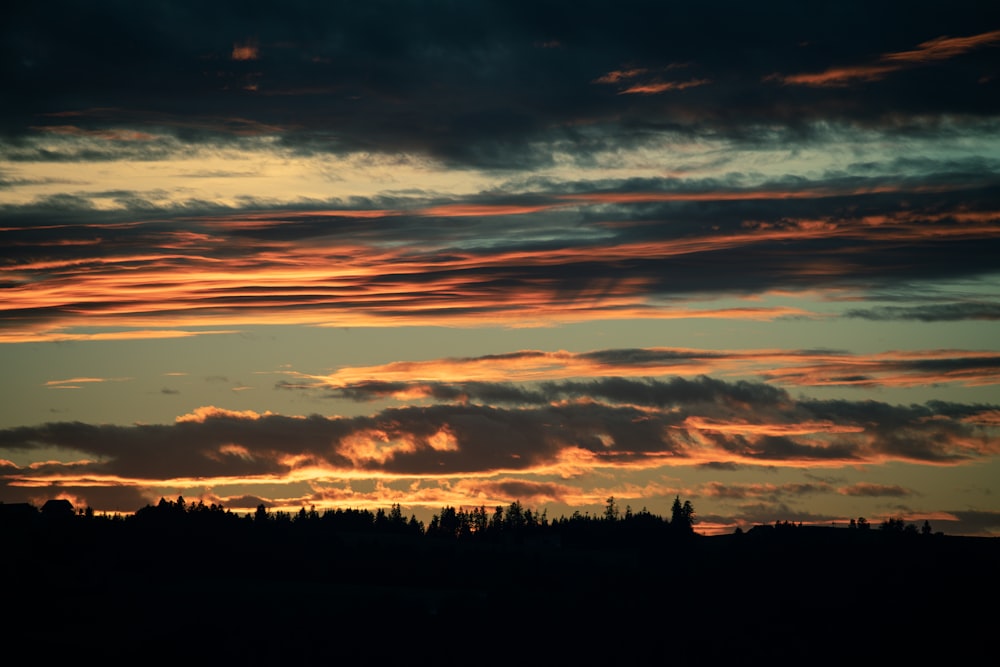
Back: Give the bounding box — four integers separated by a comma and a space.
328, 380, 548, 405
466, 479, 574, 505
844, 302, 1000, 321
222, 495, 274, 511
323, 361, 1000, 405
3, 1, 999, 166
724, 503, 839, 527
0, 479, 152, 514
838, 483, 913, 497
1, 378, 995, 492
542, 376, 791, 408
325, 376, 792, 408
701, 481, 833, 500
944, 510, 1000, 537
697, 461, 745, 471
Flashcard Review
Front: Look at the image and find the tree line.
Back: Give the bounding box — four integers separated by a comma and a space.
2, 494, 945, 548
0, 494, 699, 546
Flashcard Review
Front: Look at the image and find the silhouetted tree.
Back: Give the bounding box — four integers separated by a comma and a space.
470, 505, 490, 535
604, 496, 619, 522
490, 505, 504, 534
254, 504, 269, 524
880, 516, 905, 533
389, 503, 404, 526
504, 501, 526, 531
670, 496, 695, 535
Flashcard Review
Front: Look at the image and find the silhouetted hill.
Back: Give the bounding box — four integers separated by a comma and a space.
2, 501, 996, 664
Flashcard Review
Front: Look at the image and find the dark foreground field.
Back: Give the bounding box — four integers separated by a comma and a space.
3, 517, 996, 665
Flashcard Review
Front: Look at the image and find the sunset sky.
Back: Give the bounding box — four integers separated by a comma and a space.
2, 1, 999, 535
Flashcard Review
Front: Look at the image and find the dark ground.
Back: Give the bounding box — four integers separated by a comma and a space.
3, 520, 996, 665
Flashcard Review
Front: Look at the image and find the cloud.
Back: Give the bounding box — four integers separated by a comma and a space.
45, 377, 131, 389
844, 303, 1000, 321
175, 406, 274, 423
618, 79, 710, 95
231, 39, 259, 62
29, 125, 158, 142
770, 28, 1000, 87
593, 67, 710, 95
701, 481, 833, 500
2, 378, 996, 495
943, 509, 1000, 536
885, 30, 1000, 64
293, 347, 1000, 392
837, 482, 912, 497
2, 167, 998, 340
3, 2, 998, 167
459, 478, 579, 506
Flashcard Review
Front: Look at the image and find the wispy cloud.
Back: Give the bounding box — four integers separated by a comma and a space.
285, 347, 1000, 391
593, 64, 709, 95
3, 176, 998, 340
838, 482, 912, 497
844, 303, 1000, 321
701, 481, 833, 500
45, 376, 131, 389
771, 29, 1000, 87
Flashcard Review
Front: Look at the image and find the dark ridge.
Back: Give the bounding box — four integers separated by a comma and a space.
2, 497, 995, 664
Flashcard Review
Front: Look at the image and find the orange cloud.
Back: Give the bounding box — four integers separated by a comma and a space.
31, 125, 158, 141
3, 388, 995, 521
593, 65, 705, 94
1, 330, 238, 344
176, 406, 273, 423
3, 187, 997, 340
683, 416, 865, 436
772, 28, 1000, 86
45, 376, 131, 388
298, 347, 1000, 390
620, 79, 710, 95
758, 349, 1000, 388
231, 40, 259, 61
883, 30, 1000, 64
774, 64, 897, 87
417, 203, 567, 217
593, 68, 647, 84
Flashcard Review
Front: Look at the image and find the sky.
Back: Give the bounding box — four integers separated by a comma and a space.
2, 0, 999, 536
